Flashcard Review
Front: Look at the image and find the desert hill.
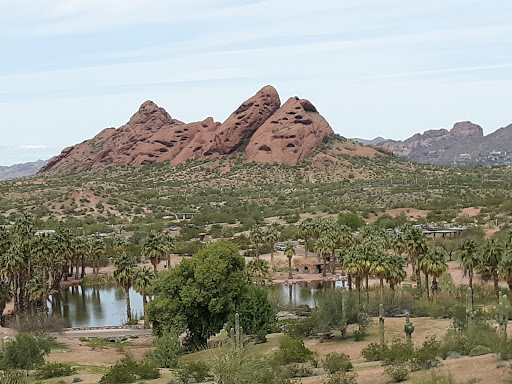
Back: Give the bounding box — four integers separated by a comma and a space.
40, 86, 362, 173
0, 159, 48, 180
376, 121, 512, 166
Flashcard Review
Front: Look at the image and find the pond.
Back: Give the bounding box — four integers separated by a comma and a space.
268, 280, 347, 309
48, 285, 144, 328
48, 280, 346, 328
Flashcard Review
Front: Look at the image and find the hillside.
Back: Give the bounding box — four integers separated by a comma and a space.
40, 86, 339, 173
0, 159, 47, 180
378, 121, 512, 166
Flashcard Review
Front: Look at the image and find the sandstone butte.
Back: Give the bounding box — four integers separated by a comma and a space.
40, 85, 334, 173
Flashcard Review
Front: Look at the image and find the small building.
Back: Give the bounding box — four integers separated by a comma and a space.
199, 233, 212, 242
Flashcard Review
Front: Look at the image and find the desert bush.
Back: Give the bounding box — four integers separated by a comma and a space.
99, 355, 160, 384
381, 339, 414, 366
323, 353, 353, 374
273, 335, 313, 365
9, 313, 67, 334
282, 316, 317, 338
0, 370, 26, 384
324, 371, 358, 384
411, 336, 440, 370
411, 371, 458, 384
384, 363, 410, 382
499, 338, 512, 360
35, 362, 77, 379
147, 332, 180, 368
468, 345, 492, 357
1, 333, 51, 371
175, 360, 210, 383
440, 321, 499, 358
361, 342, 389, 362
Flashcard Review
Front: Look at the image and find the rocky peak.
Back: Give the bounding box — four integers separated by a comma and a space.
128, 100, 175, 126
450, 121, 483, 137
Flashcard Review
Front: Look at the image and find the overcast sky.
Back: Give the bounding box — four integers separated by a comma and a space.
1, 0, 511, 165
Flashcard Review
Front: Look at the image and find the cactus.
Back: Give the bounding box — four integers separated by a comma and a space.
379, 303, 385, 346
466, 288, 473, 326
231, 313, 243, 349
498, 295, 509, 339
404, 314, 414, 343
341, 290, 348, 338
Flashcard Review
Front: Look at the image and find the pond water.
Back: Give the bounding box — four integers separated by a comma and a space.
48, 280, 346, 328
268, 280, 347, 309
48, 285, 144, 328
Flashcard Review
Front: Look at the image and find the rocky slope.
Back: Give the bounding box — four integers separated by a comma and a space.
40, 86, 336, 172
0, 159, 48, 180
377, 121, 512, 165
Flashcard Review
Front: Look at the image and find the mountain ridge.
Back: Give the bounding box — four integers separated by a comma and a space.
0, 159, 48, 180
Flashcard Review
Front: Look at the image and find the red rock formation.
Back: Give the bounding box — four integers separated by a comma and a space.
245, 97, 333, 165
170, 85, 280, 165
40, 101, 219, 172
40, 86, 337, 172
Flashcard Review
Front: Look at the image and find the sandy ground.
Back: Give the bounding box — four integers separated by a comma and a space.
384, 208, 429, 220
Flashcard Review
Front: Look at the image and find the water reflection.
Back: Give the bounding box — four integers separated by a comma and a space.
268, 280, 347, 309
49, 285, 143, 328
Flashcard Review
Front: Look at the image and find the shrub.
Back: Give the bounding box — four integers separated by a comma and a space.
273, 335, 313, 365
99, 355, 160, 384
361, 342, 389, 362
412, 371, 458, 384
35, 362, 77, 379
381, 339, 414, 366
384, 363, 410, 382
0, 370, 26, 384
147, 332, 180, 368
411, 336, 440, 370
468, 345, 492, 357
325, 372, 358, 384
323, 353, 353, 374
440, 321, 499, 357
175, 361, 210, 383
1, 333, 51, 371
499, 339, 512, 360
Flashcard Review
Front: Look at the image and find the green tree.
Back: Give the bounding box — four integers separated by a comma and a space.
0, 278, 13, 320
265, 226, 280, 263
370, 251, 392, 303
2, 333, 50, 372
403, 225, 426, 296
246, 259, 272, 284
113, 252, 136, 323
298, 218, 314, 258
148, 240, 246, 347
147, 332, 180, 368
284, 240, 296, 280
249, 226, 264, 258
132, 266, 155, 328
481, 238, 503, 298
458, 239, 478, 304
315, 237, 334, 277
144, 231, 165, 272
337, 212, 365, 231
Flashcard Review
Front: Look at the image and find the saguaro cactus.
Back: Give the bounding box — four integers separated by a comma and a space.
341, 290, 348, 338
498, 295, 509, 339
404, 314, 414, 343
379, 303, 385, 346
230, 313, 243, 349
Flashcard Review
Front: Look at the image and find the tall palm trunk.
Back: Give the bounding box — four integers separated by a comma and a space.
331, 252, 336, 275
270, 247, 274, 263
125, 286, 132, 323
143, 295, 149, 329
74, 256, 79, 280
255, 241, 259, 258
379, 278, 384, 303
425, 273, 430, 300
153, 261, 158, 273
80, 254, 85, 278
365, 275, 369, 305
493, 270, 500, 298
304, 238, 308, 258
432, 276, 439, 302
356, 277, 361, 305
347, 274, 352, 290
288, 256, 293, 279
468, 268, 474, 305
390, 283, 396, 304
415, 264, 422, 296
322, 254, 327, 277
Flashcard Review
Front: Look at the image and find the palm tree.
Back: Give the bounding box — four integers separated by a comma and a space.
499, 251, 512, 292
314, 237, 334, 277
298, 219, 313, 258
458, 239, 478, 304
284, 240, 296, 280
265, 226, 280, 263
249, 226, 264, 258
113, 252, 136, 323
403, 225, 426, 296
370, 251, 392, 303
247, 259, 272, 284
0, 278, 13, 321
426, 247, 448, 301
344, 246, 365, 304
386, 254, 406, 303
90, 238, 106, 275
132, 266, 155, 329
162, 233, 176, 268
481, 238, 503, 298
144, 231, 165, 272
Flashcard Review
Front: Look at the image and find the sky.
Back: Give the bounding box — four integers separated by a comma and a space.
1, 0, 512, 166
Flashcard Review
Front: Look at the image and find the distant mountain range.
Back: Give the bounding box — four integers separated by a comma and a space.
351, 136, 387, 146
352, 121, 512, 166
0, 160, 47, 180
